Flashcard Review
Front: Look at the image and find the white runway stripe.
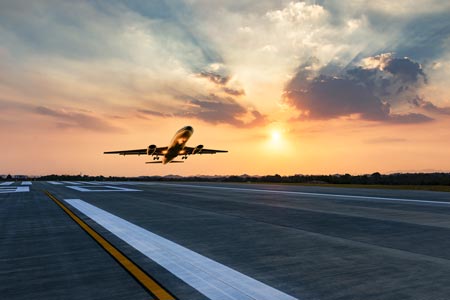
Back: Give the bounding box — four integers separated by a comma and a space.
0, 186, 29, 193
0, 182, 14, 186
21, 181, 32, 185
47, 181, 63, 185
158, 183, 450, 207
66, 199, 298, 300
62, 181, 82, 185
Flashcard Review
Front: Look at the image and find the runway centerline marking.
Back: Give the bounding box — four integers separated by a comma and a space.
65, 199, 299, 300
44, 192, 175, 300
0, 182, 14, 186
155, 183, 450, 206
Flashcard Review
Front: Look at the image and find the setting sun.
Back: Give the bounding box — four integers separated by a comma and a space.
271, 130, 282, 143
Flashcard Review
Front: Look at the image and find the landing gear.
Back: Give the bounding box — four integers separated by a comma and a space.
181, 155, 188, 160
153, 156, 160, 160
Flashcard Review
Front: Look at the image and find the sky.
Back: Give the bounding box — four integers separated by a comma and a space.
1, 0, 450, 176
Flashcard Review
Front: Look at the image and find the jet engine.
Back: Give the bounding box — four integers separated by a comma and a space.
147, 144, 157, 155
192, 144, 203, 154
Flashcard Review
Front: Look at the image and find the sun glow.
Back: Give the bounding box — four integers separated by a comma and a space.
271, 130, 282, 143
268, 125, 288, 149
261, 124, 295, 161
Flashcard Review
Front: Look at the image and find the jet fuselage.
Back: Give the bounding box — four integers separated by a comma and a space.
162, 125, 193, 164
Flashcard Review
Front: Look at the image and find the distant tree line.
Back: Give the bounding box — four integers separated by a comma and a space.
224, 173, 450, 185
28, 172, 450, 186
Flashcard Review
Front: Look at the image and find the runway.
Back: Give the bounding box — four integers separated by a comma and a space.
2, 181, 450, 300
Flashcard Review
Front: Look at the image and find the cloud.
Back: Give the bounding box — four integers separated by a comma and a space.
1, 0, 449, 134
137, 109, 173, 118
388, 113, 433, 124
198, 71, 230, 85
138, 93, 266, 127
284, 54, 434, 124
35, 106, 121, 132
223, 87, 245, 96
178, 94, 267, 127
197, 66, 246, 97
365, 137, 407, 144
410, 96, 450, 115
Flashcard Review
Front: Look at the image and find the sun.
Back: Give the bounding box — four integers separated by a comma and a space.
271, 130, 281, 143
263, 124, 293, 157
265, 123, 291, 152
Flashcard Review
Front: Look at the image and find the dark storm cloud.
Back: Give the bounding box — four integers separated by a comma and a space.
285, 55, 434, 124
35, 106, 121, 132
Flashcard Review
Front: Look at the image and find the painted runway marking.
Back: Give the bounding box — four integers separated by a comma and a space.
99, 181, 145, 185
66, 199, 298, 300
77, 181, 105, 185
62, 181, 82, 185
44, 193, 175, 300
47, 181, 63, 185
158, 183, 450, 207
67, 185, 141, 192
0, 186, 29, 193
0, 182, 14, 186
21, 181, 32, 185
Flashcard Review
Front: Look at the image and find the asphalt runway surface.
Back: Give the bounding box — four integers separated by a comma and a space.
2, 181, 450, 300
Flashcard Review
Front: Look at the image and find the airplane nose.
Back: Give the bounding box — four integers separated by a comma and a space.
185, 126, 193, 132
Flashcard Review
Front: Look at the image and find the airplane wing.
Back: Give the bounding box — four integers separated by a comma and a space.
184, 146, 228, 155
104, 146, 168, 156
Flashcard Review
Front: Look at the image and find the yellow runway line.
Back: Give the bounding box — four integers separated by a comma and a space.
44, 191, 176, 300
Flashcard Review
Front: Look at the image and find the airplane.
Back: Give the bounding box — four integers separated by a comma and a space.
104, 126, 228, 164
